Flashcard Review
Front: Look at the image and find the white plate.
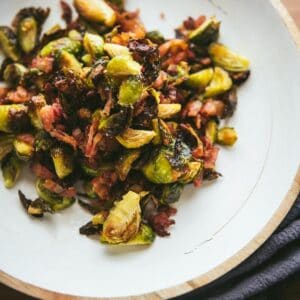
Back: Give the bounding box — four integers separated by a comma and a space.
0, 0, 300, 299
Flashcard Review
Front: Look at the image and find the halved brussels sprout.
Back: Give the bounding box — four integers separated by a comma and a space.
188, 17, 220, 46
104, 43, 130, 57
36, 178, 75, 211
1, 153, 22, 188
205, 120, 218, 144
118, 77, 143, 106
51, 147, 73, 179
119, 224, 155, 245
158, 104, 181, 119
18, 17, 38, 53
99, 108, 132, 136
68, 29, 82, 41
217, 127, 238, 146
3, 63, 28, 86
0, 134, 14, 161
179, 161, 202, 184
101, 191, 141, 244
40, 37, 82, 56
13, 134, 34, 160
209, 43, 250, 72
0, 105, 29, 133
0, 26, 20, 61
106, 56, 142, 76
116, 128, 156, 149
204, 67, 232, 98
83, 32, 104, 58
161, 183, 184, 204
142, 148, 180, 184
185, 68, 213, 90
116, 149, 141, 181
59, 50, 83, 75
74, 0, 116, 27
146, 30, 165, 45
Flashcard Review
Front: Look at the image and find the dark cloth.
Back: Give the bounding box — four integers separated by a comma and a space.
176, 194, 300, 300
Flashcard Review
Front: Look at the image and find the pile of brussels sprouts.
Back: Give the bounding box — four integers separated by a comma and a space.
0, 0, 250, 246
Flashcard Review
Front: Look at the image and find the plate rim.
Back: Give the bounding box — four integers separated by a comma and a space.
0, 0, 300, 299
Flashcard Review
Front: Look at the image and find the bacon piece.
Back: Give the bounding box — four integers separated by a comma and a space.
39, 103, 63, 131
150, 206, 177, 237
31, 56, 54, 73
31, 163, 56, 180
200, 99, 225, 117
91, 171, 118, 200
43, 179, 76, 198
17, 133, 35, 145
182, 101, 202, 118
7, 86, 32, 103
0, 87, 8, 100
202, 138, 220, 169
50, 129, 77, 149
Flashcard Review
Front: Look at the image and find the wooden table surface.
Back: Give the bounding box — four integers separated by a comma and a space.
1, 1, 300, 300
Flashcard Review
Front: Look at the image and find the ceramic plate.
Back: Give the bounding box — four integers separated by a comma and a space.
0, 0, 300, 299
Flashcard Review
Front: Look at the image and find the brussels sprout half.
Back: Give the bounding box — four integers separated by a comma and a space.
185, 68, 213, 90
74, 0, 117, 27
36, 179, 75, 211
217, 127, 238, 146
106, 56, 142, 76
204, 67, 232, 98
51, 147, 73, 179
1, 153, 22, 188
3, 63, 28, 87
40, 37, 82, 56
118, 77, 143, 106
101, 191, 141, 244
0, 134, 14, 161
116, 149, 141, 181
209, 43, 250, 73
0, 26, 20, 61
116, 128, 156, 149
83, 32, 104, 58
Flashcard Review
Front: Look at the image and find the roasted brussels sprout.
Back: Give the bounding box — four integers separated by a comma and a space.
83, 32, 104, 58
179, 161, 202, 184
13, 7, 49, 53
19, 190, 53, 217
161, 183, 184, 204
101, 191, 141, 244
204, 67, 232, 98
104, 43, 130, 57
116, 149, 141, 181
74, 0, 116, 27
3, 63, 28, 86
36, 178, 75, 211
158, 104, 181, 119
188, 17, 220, 46
146, 30, 165, 45
209, 43, 250, 72
142, 148, 180, 184
0, 134, 14, 160
40, 37, 82, 56
151, 118, 161, 145
81, 53, 93, 66
205, 120, 218, 144
0, 26, 20, 61
0, 105, 29, 133
106, 56, 142, 76
1, 153, 22, 188
185, 68, 213, 90
13, 134, 34, 160
59, 50, 83, 75
116, 128, 156, 149
217, 127, 238, 146
99, 108, 132, 136
80, 221, 103, 235
51, 147, 73, 179
118, 77, 143, 106
18, 17, 38, 53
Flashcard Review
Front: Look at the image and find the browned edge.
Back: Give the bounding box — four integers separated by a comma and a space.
1, 0, 300, 299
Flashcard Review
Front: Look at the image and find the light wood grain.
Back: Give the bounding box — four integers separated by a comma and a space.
1, 1, 300, 299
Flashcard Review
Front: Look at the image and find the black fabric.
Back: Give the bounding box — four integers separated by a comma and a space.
176, 194, 300, 300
